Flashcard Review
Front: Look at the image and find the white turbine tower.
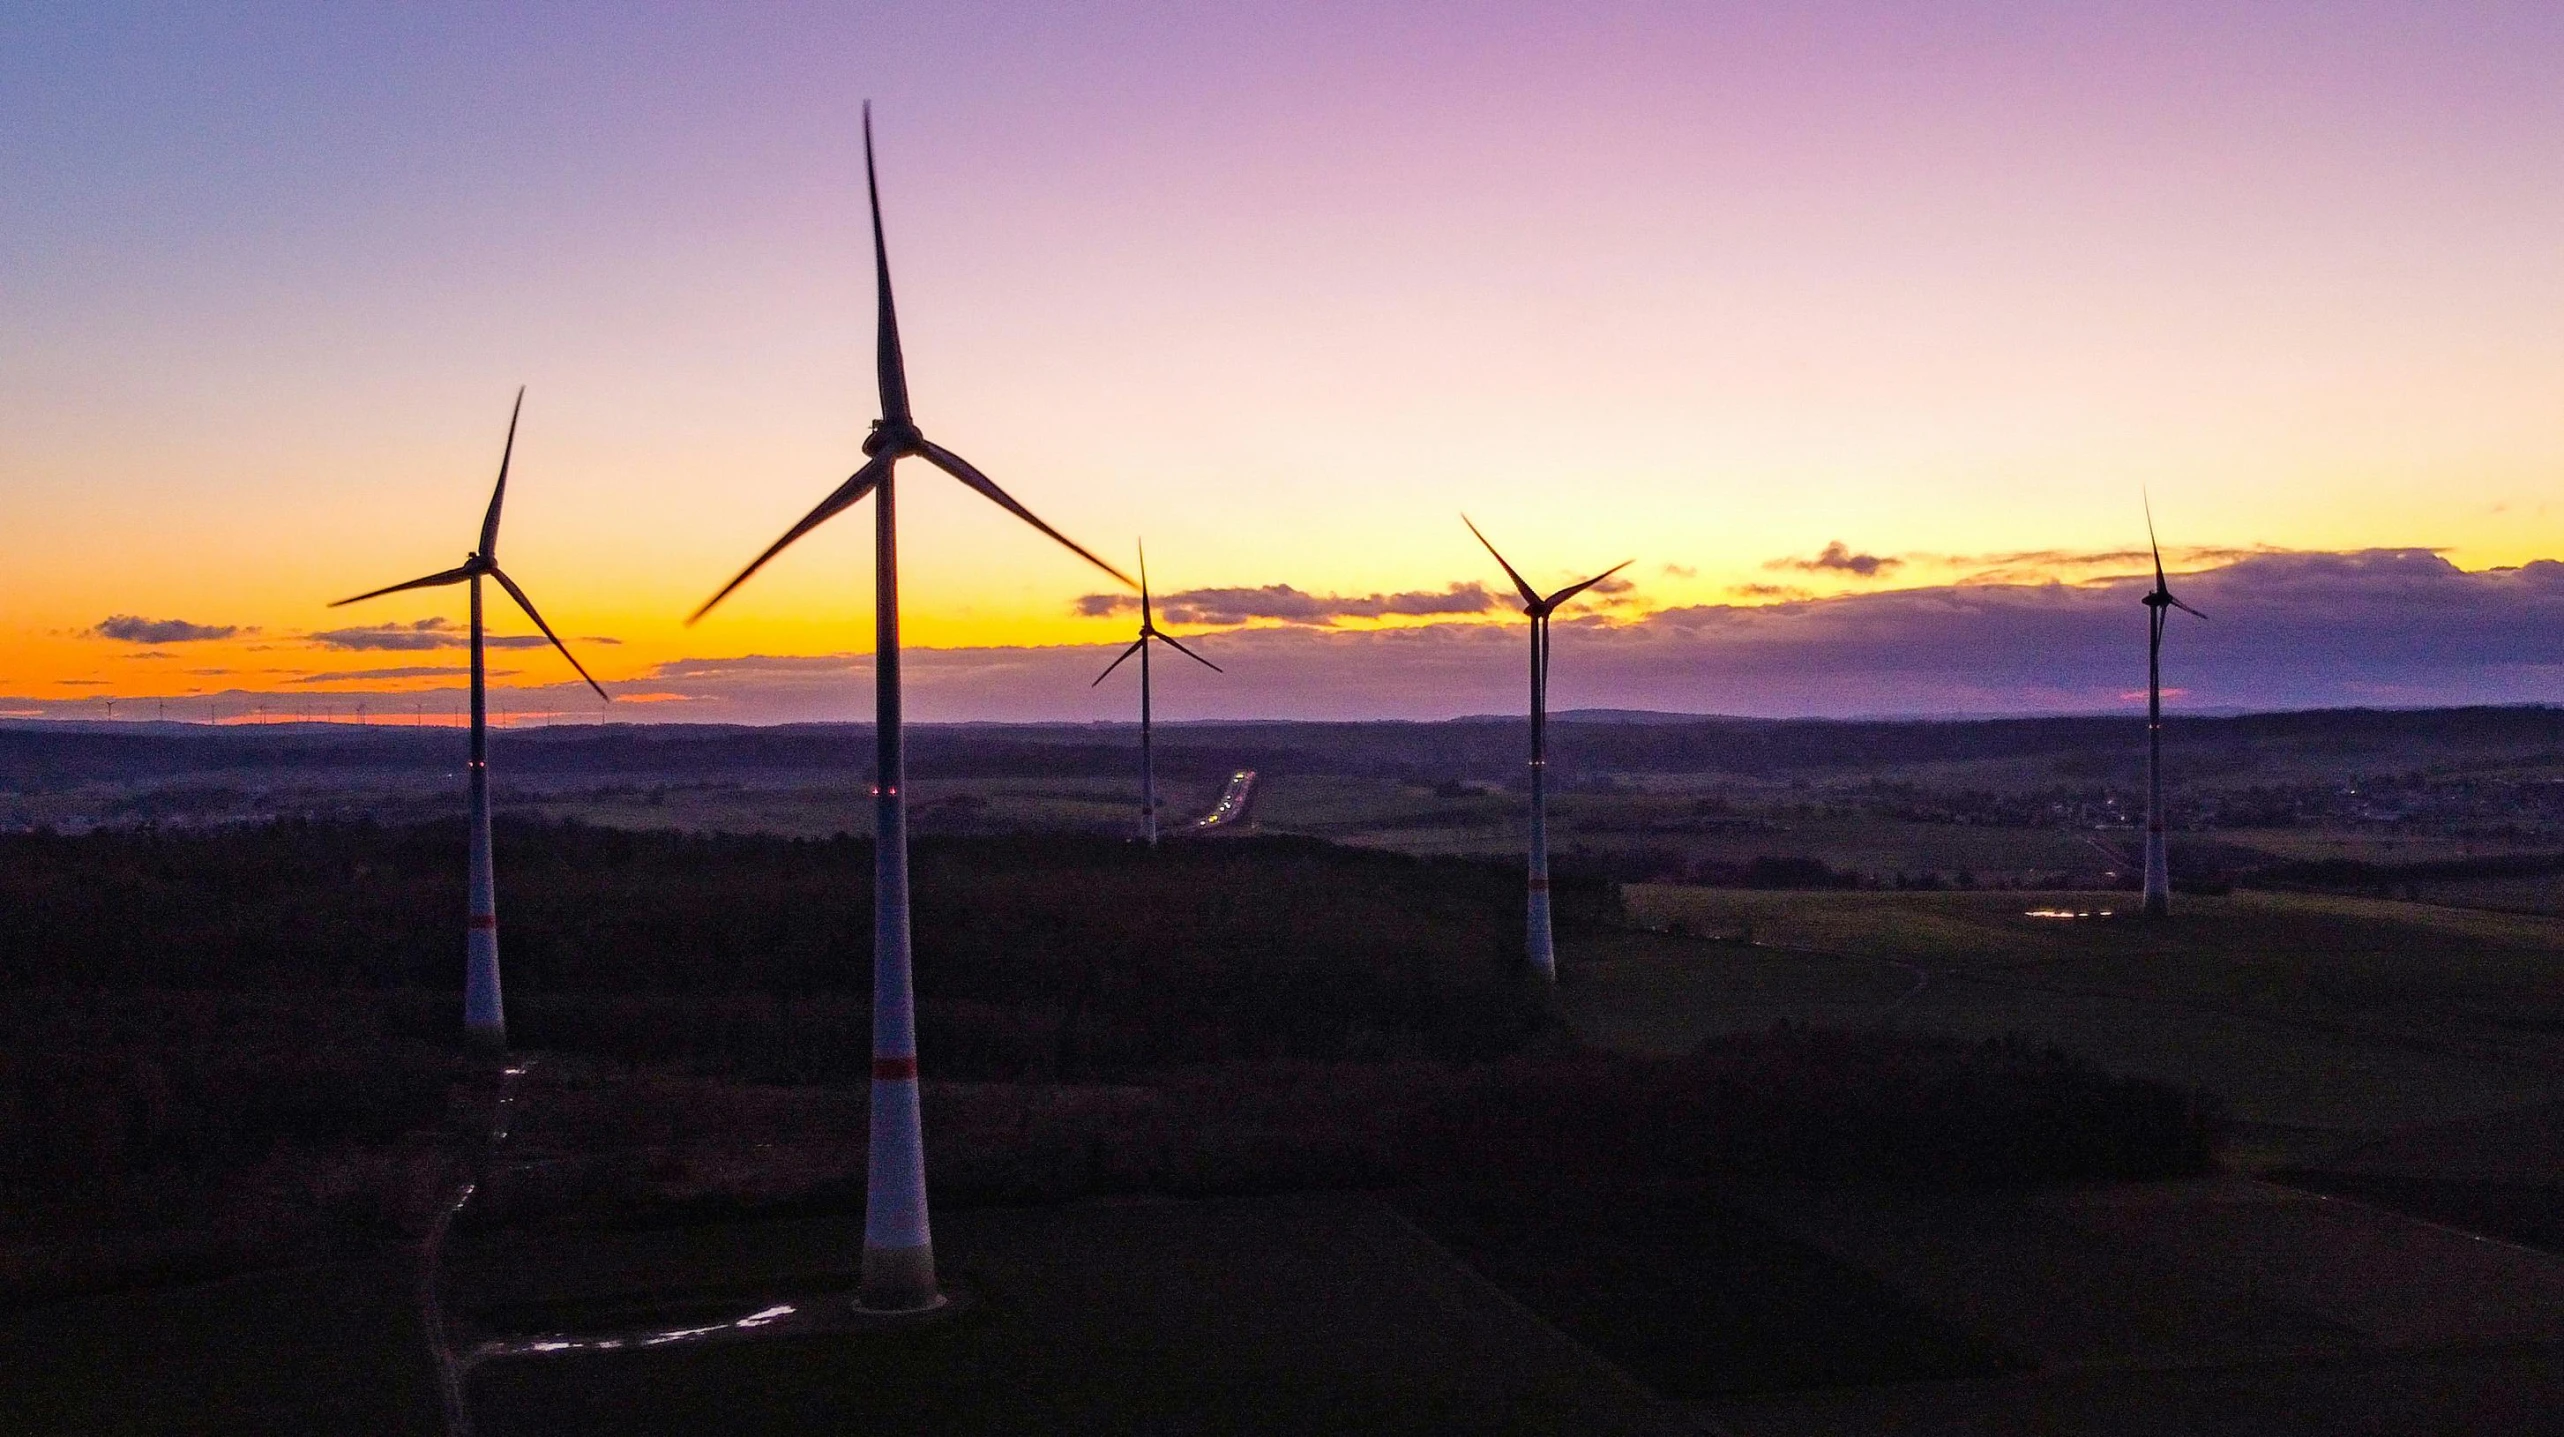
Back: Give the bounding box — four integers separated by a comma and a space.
1465, 517, 1628, 981
1093, 543, 1220, 845
2140, 501, 2205, 917
332, 389, 611, 1049
690, 105, 1133, 1312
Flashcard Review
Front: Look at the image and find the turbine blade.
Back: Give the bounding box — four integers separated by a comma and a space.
1092, 638, 1146, 686
2144, 491, 2166, 590
490, 566, 611, 702
2167, 594, 2207, 620
1463, 515, 1542, 608
865, 103, 912, 425
1139, 539, 1152, 627
914, 439, 1135, 586
330, 564, 475, 607
480, 387, 525, 560
1157, 631, 1221, 673
689, 452, 895, 624
1543, 559, 1634, 610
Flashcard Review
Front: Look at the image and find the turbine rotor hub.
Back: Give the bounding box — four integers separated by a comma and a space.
865, 420, 925, 457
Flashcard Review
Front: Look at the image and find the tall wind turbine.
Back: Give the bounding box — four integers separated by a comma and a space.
1093, 543, 1220, 845
332, 388, 611, 1050
2140, 501, 2205, 917
689, 105, 1132, 1313
1465, 518, 1628, 981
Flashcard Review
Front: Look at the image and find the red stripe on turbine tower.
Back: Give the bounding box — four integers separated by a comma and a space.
873, 1057, 919, 1081
1461, 516, 1630, 982
324, 388, 611, 1054
2138, 495, 2204, 919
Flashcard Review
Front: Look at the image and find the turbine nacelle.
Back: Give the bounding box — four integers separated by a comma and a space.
864, 419, 926, 458
692, 115, 1133, 628
2141, 494, 2205, 620
329, 391, 611, 703
2143, 585, 2206, 620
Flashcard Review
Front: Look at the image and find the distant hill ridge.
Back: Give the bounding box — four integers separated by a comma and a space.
7, 704, 2564, 787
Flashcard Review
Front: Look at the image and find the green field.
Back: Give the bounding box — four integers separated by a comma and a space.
1574, 888, 2564, 1152
1254, 774, 2121, 882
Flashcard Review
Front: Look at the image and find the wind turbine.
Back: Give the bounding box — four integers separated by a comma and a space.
689, 104, 1132, 1313
1465, 517, 1629, 981
2140, 501, 2205, 917
1093, 543, 1220, 845
331, 388, 611, 1050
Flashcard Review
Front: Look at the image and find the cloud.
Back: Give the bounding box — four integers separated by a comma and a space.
306, 617, 550, 651
1730, 583, 1814, 601
1768, 542, 1900, 578
92, 615, 239, 643
1917, 543, 2294, 585
581, 636, 624, 645
600, 549, 2564, 722
651, 654, 868, 680
289, 665, 494, 683
1585, 548, 2564, 715
1075, 582, 1502, 626
1661, 563, 1698, 579
21, 549, 2564, 725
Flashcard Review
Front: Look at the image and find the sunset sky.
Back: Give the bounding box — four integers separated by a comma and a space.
8, 2, 2564, 722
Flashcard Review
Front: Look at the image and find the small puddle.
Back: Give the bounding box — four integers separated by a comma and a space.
473, 1301, 800, 1360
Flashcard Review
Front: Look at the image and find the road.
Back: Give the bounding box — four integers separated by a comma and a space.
1191, 769, 1256, 831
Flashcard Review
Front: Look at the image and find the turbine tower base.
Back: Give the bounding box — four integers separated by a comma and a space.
1526, 880, 1556, 982
464, 929, 506, 1053
2142, 830, 2171, 918
857, 1245, 942, 1313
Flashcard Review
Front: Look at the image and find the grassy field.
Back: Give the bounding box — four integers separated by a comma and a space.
3, 1196, 1695, 1437
1391, 1182, 2022, 1398
1256, 774, 2120, 883
0, 1254, 439, 1434
2209, 828, 2564, 865
1617, 886, 2564, 1019
514, 774, 1225, 842
1575, 888, 2564, 1151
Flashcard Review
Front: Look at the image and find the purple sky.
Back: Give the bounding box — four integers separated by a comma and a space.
9, 3, 2564, 721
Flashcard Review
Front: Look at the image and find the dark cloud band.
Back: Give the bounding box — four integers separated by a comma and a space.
1075, 582, 1501, 626
92, 615, 238, 643
1769, 541, 1899, 578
